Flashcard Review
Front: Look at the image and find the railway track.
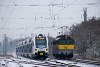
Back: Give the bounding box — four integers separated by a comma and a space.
3, 58, 81, 67
0, 57, 100, 67
47, 57, 100, 66
73, 59, 100, 65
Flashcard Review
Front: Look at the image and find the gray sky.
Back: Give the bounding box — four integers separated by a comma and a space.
0, 0, 100, 40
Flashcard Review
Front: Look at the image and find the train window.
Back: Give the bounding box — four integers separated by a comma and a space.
23, 46, 24, 49
25, 40, 27, 44
29, 38, 32, 42
22, 42, 23, 45
30, 44, 32, 48
66, 39, 75, 44
29, 49, 32, 52
27, 45, 29, 48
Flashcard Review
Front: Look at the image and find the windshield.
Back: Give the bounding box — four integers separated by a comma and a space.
35, 37, 47, 48
57, 38, 75, 45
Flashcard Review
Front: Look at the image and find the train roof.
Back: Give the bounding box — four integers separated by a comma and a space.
55, 35, 72, 40
36, 34, 46, 37
56, 35, 69, 38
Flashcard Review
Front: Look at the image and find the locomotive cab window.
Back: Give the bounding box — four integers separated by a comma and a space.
57, 38, 75, 45
35, 37, 47, 48
66, 39, 75, 44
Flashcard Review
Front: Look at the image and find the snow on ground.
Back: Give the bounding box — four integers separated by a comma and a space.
0, 57, 45, 67
57, 60, 100, 67
7, 62, 43, 67
0, 56, 100, 67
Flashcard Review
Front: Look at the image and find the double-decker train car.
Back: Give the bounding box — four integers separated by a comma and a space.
16, 34, 49, 59
52, 35, 75, 59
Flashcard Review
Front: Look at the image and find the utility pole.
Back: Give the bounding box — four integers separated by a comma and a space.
3, 34, 8, 56
83, 7, 87, 22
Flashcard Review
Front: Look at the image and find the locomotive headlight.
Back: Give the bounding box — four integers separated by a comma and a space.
35, 49, 38, 51
45, 49, 47, 51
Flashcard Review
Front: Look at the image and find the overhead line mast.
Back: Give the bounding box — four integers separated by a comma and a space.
83, 7, 87, 22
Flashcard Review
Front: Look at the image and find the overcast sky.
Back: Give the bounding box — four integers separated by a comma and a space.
0, 0, 100, 40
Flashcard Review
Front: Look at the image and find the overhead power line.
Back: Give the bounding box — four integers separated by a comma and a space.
0, 17, 75, 20
0, 3, 98, 7
38, 0, 77, 27
0, 4, 50, 6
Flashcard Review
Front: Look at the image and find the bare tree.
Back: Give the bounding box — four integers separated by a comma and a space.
70, 17, 100, 60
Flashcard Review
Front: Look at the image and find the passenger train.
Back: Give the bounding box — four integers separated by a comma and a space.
16, 34, 49, 59
52, 35, 75, 59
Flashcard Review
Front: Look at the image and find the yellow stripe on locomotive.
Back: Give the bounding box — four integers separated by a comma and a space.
57, 45, 74, 50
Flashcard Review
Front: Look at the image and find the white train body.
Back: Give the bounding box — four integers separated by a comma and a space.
16, 34, 49, 59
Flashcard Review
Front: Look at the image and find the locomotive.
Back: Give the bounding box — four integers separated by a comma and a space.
52, 35, 75, 59
16, 34, 49, 59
